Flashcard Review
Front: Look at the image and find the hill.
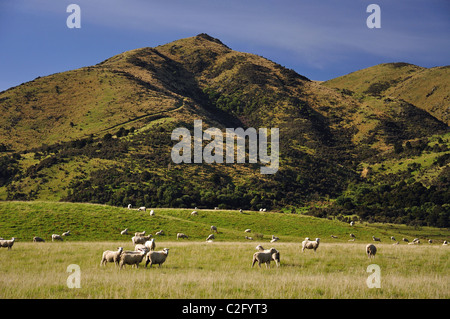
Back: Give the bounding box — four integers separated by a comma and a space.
0, 34, 449, 228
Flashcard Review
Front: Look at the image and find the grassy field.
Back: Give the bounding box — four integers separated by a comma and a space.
0, 241, 448, 299
0, 201, 448, 299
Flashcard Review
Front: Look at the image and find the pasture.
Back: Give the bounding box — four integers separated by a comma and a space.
0, 201, 448, 299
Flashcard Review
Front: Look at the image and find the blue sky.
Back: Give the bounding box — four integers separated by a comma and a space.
0, 0, 449, 92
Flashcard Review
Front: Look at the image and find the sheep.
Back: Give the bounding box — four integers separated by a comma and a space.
191, 211, 198, 216
33, 236, 45, 242
100, 247, 123, 267
350, 233, 356, 238
132, 235, 152, 245
51, 234, 63, 241
120, 228, 128, 235
239, 209, 243, 213
138, 207, 146, 211
251, 248, 280, 268
372, 236, 381, 242
135, 231, 146, 237
177, 233, 188, 240
256, 244, 265, 251
206, 234, 215, 241
366, 244, 377, 258
409, 238, 420, 245
245, 236, 253, 240
145, 248, 169, 268
210, 225, 218, 233
270, 235, 279, 243
62, 230, 71, 236
443, 241, 448, 246
119, 250, 146, 269
350, 221, 354, 226
428, 239, 433, 244
149, 210, 155, 216
127, 204, 132, 209
144, 238, 156, 251
412, 238, 420, 243
302, 238, 320, 252
330, 235, 338, 239
348, 239, 355, 242
0, 237, 16, 250
244, 229, 251, 233
134, 244, 150, 254
402, 238, 409, 243
214, 207, 218, 210
390, 236, 396, 241
155, 230, 164, 236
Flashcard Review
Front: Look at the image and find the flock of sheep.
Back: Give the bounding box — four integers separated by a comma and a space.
1, 208, 448, 271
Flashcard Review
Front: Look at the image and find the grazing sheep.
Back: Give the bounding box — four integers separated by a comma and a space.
413, 238, 420, 243
256, 244, 265, 251
177, 233, 188, 240
120, 228, 128, 235
350, 233, 356, 238
62, 231, 71, 236
206, 234, 215, 241
409, 238, 421, 245
51, 234, 63, 242
350, 221, 354, 226
330, 235, 338, 239
138, 207, 146, 211
144, 238, 156, 251
155, 230, 164, 236
245, 229, 251, 233
428, 239, 433, 244
135, 231, 146, 237
100, 247, 123, 267
366, 244, 377, 258
119, 250, 146, 269
127, 204, 132, 209
0, 237, 16, 250
132, 235, 152, 245
214, 207, 218, 210
251, 248, 280, 268
210, 225, 218, 233
145, 248, 170, 268
302, 238, 320, 252
134, 244, 150, 254
372, 236, 381, 242
149, 210, 155, 216
33, 236, 45, 242
191, 211, 198, 216
239, 209, 243, 213
443, 241, 448, 246
245, 236, 253, 240
270, 235, 279, 243
390, 236, 396, 241
402, 238, 409, 243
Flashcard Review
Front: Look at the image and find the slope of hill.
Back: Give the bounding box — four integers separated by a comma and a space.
0, 34, 449, 227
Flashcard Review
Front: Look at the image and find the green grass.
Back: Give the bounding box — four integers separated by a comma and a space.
1, 201, 448, 243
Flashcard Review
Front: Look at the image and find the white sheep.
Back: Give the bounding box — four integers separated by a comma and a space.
191, 211, 198, 216
390, 236, 396, 241
132, 235, 152, 245
302, 238, 320, 252
251, 248, 280, 268
210, 225, 218, 233
366, 244, 377, 258
0, 237, 16, 250
443, 241, 448, 246
62, 230, 71, 236
155, 230, 164, 236
100, 247, 123, 267
149, 210, 155, 216
134, 244, 149, 254
244, 229, 251, 233
145, 248, 170, 268
245, 236, 253, 240
177, 233, 188, 239
144, 238, 156, 251
271, 235, 279, 242
51, 234, 63, 241
350, 233, 356, 238
127, 204, 132, 209
120, 228, 128, 235
372, 236, 381, 242
428, 239, 433, 244
350, 221, 354, 226
206, 234, 215, 241
138, 206, 146, 211
402, 238, 409, 243
119, 250, 146, 269
33, 236, 45, 242
135, 231, 146, 237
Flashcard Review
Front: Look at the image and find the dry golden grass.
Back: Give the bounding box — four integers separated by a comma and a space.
0, 241, 448, 299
